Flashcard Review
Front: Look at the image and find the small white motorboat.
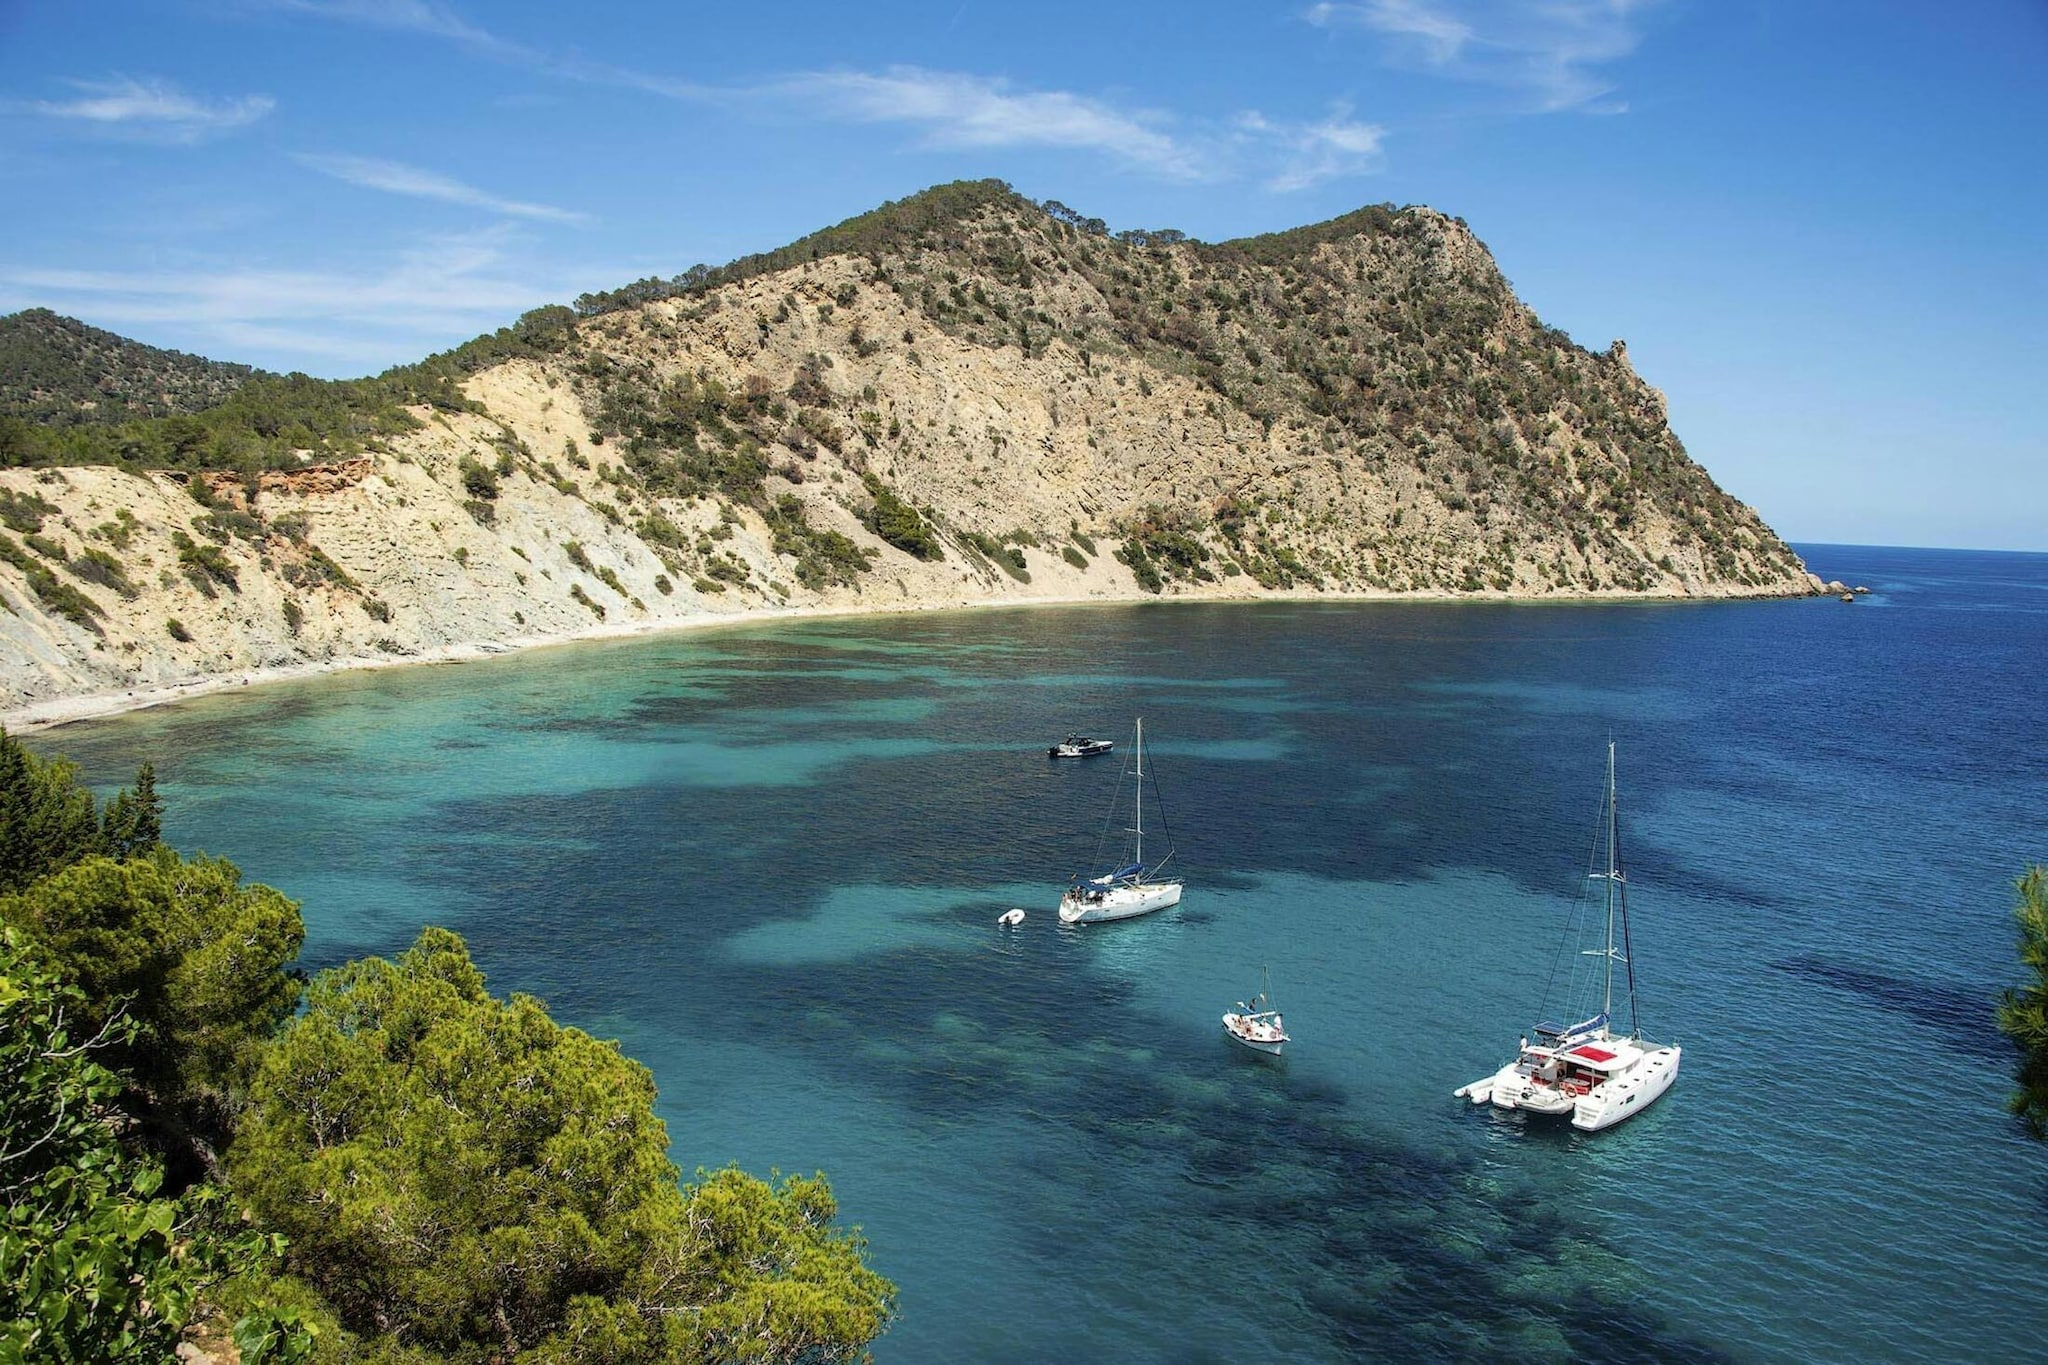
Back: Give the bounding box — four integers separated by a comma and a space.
997, 908, 1026, 927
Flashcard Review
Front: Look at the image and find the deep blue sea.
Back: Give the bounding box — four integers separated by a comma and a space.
46, 543, 2048, 1362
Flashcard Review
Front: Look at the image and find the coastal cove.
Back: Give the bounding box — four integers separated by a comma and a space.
46, 543, 2048, 1362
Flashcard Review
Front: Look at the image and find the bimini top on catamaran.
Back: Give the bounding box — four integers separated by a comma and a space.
1455, 742, 1681, 1132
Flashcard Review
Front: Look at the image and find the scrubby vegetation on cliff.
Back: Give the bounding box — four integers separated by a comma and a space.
0, 180, 1795, 595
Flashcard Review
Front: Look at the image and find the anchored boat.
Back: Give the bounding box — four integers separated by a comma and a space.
1455, 742, 1681, 1131
1058, 719, 1183, 925
1222, 967, 1290, 1055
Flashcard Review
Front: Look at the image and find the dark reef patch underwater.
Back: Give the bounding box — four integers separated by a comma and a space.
53, 545, 2048, 1362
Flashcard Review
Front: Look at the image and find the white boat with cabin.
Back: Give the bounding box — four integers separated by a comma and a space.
1222, 968, 1289, 1055
1454, 742, 1681, 1132
1058, 718, 1183, 925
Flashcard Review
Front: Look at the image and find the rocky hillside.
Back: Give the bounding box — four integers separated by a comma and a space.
0, 308, 260, 427
0, 181, 1817, 719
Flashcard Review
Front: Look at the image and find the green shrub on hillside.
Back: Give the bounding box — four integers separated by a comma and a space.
862, 475, 943, 560
171, 531, 238, 594
958, 530, 1029, 581
1115, 540, 1164, 593
0, 531, 105, 629
1999, 867, 2048, 1138
765, 494, 871, 589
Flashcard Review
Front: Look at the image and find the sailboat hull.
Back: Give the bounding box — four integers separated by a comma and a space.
1221, 1014, 1287, 1055
1058, 881, 1182, 924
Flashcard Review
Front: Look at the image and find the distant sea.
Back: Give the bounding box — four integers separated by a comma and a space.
50, 543, 2048, 1363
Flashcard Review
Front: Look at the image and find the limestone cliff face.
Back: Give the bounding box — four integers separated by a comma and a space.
0, 186, 1814, 715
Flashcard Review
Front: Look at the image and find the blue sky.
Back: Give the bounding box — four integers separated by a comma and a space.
2, 1, 2043, 550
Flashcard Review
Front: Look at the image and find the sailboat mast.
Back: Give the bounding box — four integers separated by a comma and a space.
1134, 718, 1144, 868
1603, 739, 1617, 1024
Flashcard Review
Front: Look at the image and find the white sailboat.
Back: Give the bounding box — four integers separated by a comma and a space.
1222, 967, 1290, 1055
1455, 742, 1681, 1131
1058, 718, 1183, 925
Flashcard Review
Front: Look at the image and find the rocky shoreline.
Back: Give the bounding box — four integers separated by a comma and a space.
0, 574, 1822, 735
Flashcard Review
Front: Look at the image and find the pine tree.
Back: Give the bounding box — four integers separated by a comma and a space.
1997, 866, 2048, 1138
235, 927, 895, 1362
0, 727, 100, 893
0, 927, 311, 1364
99, 762, 163, 861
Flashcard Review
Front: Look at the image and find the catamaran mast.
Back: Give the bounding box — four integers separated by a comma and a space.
1603, 739, 1617, 1024
1616, 748, 1640, 1037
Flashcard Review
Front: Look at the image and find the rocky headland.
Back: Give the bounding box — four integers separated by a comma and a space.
0, 181, 1818, 728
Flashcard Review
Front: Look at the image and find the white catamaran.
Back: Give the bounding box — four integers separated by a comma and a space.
1058, 718, 1183, 925
1455, 742, 1681, 1131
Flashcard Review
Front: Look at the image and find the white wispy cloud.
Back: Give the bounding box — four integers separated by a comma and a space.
255, 2, 1205, 179
298, 153, 590, 224
248, 0, 528, 59
26, 76, 275, 141
764, 67, 1203, 179
1240, 105, 1389, 192
1306, 0, 1653, 113
1311, 0, 1473, 62
256, 0, 1386, 190
0, 229, 587, 374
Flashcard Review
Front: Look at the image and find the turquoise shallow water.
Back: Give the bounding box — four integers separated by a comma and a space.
46, 545, 2048, 1362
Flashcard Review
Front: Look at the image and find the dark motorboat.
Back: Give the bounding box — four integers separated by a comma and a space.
1049, 734, 1114, 759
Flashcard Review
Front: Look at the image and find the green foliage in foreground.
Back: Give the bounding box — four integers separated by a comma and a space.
1997, 866, 2048, 1138
0, 927, 310, 1365
0, 850, 305, 1123
0, 730, 301, 1150
236, 927, 895, 1363
0, 730, 161, 895
0, 728, 892, 1363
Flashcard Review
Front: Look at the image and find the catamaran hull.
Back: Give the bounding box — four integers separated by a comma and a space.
1058, 882, 1182, 924
1568, 1044, 1681, 1130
